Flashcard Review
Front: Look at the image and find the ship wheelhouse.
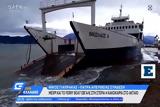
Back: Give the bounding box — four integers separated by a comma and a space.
105, 6, 144, 41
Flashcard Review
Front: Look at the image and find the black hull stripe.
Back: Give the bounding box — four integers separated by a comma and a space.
84, 46, 142, 61
70, 21, 87, 54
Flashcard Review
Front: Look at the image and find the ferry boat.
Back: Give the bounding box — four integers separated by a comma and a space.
70, 6, 144, 62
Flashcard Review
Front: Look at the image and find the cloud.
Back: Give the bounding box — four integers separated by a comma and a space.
0, 0, 42, 35
0, 0, 160, 36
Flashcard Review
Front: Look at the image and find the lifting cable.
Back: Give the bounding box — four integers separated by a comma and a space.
25, 37, 32, 64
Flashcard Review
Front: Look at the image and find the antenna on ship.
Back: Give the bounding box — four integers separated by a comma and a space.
119, 4, 122, 17
72, 12, 74, 21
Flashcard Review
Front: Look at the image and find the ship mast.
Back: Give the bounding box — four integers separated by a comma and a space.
119, 4, 122, 17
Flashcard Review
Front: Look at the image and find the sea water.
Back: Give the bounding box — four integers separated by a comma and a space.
0, 44, 45, 89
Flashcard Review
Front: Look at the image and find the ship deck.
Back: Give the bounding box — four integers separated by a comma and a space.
16, 54, 84, 78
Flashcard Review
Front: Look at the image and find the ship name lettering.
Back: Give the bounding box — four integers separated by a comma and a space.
89, 32, 106, 38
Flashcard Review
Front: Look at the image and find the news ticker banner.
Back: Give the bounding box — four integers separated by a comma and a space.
13, 83, 149, 104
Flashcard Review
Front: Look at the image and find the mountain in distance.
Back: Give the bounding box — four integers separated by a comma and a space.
0, 33, 76, 44
0, 35, 36, 44
0, 34, 157, 44
63, 33, 76, 40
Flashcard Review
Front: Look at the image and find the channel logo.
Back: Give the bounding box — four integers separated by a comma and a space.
13, 82, 25, 91
141, 64, 156, 79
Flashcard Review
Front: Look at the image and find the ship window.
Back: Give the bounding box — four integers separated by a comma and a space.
132, 25, 134, 28
126, 26, 128, 29
135, 25, 137, 28
129, 26, 131, 29
108, 27, 110, 30
114, 27, 115, 29
120, 26, 121, 29
122, 26, 125, 29
111, 27, 113, 30
117, 26, 118, 29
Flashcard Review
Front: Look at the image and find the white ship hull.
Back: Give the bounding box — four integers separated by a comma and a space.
70, 21, 139, 50
70, 21, 142, 62
24, 26, 83, 55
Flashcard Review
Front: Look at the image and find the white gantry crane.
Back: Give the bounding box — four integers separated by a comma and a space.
40, 0, 96, 33
24, 0, 96, 55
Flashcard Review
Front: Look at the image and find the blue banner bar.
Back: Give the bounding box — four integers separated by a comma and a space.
47, 85, 149, 90
16, 97, 123, 102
